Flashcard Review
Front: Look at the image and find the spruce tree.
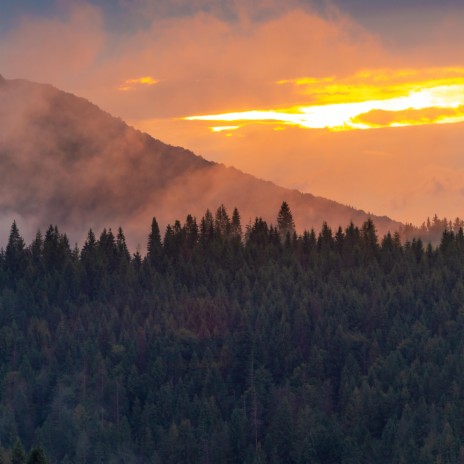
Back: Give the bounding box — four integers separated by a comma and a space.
361, 218, 378, 253
200, 209, 215, 244
276, 202, 295, 241
27, 448, 48, 464
5, 221, 26, 275
116, 227, 130, 262
231, 207, 242, 240
81, 229, 97, 259
215, 204, 230, 237
147, 217, 162, 266
30, 230, 44, 266
12, 439, 26, 464
184, 214, 199, 249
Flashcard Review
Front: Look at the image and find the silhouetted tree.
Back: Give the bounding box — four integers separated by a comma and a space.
230, 207, 242, 240
215, 204, 231, 237
200, 209, 215, 244
5, 221, 26, 276
147, 217, 162, 266
277, 202, 295, 241
27, 448, 48, 464
12, 439, 26, 464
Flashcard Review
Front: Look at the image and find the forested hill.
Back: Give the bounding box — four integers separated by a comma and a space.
0, 76, 400, 246
1, 206, 464, 463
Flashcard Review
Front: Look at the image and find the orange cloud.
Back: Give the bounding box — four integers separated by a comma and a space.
93, 7, 388, 121
210, 125, 241, 133
2, 1, 464, 227
149, 118, 464, 225
118, 76, 159, 91
184, 67, 464, 131
0, 3, 104, 86
0, 4, 392, 120
281, 67, 464, 102
353, 106, 464, 128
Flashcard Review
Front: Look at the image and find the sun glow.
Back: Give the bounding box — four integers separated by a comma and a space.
185, 68, 464, 132
118, 76, 159, 91
210, 125, 241, 132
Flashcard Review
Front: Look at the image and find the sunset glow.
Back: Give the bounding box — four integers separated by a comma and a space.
3, 0, 464, 226
118, 76, 159, 91
186, 68, 464, 132
210, 125, 241, 132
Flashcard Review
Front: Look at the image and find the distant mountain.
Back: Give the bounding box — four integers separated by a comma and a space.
0, 76, 401, 248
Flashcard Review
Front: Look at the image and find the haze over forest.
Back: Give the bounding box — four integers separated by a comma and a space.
0, 76, 399, 249
2, 1, 464, 463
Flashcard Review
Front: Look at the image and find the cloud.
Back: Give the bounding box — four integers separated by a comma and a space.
116, 0, 312, 22
184, 68, 464, 131
79, 4, 388, 121
0, 2, 395, 120
117, 76, 159, 91
353, 106, 464, 128
0, 3, 104, 87
133, 115, 464, 225
2, 0, 464, 228
0, 77, 401, 252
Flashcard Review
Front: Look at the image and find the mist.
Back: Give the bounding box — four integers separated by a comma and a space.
0, 76, 399, 251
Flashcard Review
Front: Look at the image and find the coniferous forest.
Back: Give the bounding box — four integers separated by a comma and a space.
2, 203, 464, 463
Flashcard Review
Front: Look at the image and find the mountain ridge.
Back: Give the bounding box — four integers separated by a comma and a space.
0, 77, 401, 248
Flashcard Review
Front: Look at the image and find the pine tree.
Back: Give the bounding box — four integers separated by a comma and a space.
215, 204, 231, 237
43, 225, 70, 271
12, 439, 26, 464
98, 228, 117, 271
27, 448, 48, 464
116, 227, 130, 262
361, 218, 378, 255
277, 202, 295, 241
200, 209, 215, 244
30, 230, 44, 267
81, 229, 97, 259
184, 214, 199, 250
231, 207, 242, 240
80, 229, 99, 297
5, 221, 26, 275
318, 222, 334, 251
147, 217, 162, 266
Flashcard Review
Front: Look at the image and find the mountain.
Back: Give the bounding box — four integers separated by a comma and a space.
0, 76, 400, 248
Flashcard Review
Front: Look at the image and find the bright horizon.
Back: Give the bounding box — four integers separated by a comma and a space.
1, 0, 464, 225
185, 67, 464, 132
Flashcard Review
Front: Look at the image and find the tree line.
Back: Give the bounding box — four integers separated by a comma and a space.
0, 202, 464, 463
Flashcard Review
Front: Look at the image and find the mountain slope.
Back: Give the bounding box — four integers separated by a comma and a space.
0, 76, 400, 247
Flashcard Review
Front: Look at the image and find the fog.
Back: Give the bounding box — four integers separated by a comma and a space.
0, 76, 399, 251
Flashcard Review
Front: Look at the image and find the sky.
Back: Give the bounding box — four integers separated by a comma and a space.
1, 0, 464, 225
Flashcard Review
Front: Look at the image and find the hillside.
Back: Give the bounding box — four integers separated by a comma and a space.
0, 212, 463, 463
0, 76, 400, 247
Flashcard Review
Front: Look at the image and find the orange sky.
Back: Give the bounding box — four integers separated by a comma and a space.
1, 1, 464, 225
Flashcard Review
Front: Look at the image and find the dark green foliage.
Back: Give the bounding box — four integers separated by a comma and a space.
215, 204, 231, 237
231, 207, 242, 239
27, 448, 47, 464
5, 221, 26, 278
277, 201, 295, 240
147, 216, 162, 267
12, 440, 26, 464
1, 208, 464, 463
400, 213, 464, 245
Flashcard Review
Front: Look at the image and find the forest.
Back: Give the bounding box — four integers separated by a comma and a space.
1, 202, 464, 463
